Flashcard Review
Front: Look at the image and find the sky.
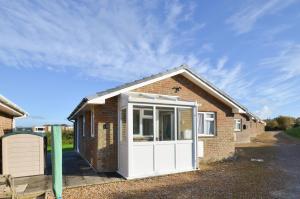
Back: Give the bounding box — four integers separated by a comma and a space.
0, 0, 300, 127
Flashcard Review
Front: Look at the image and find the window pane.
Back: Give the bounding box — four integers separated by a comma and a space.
206, 120, 215, 135
121, 109, 127, 143
178, 108, 193, 140
133, 109, 140, 135
197, 113, 204, 135
143, 118, 153, 135
157, 107, 175, 141
235, 119, 241, 131
206, 113, 214, 118
133, 106, 154, 142
144, 110, 153, 116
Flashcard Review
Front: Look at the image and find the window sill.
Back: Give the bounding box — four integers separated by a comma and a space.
198, 134, 216, 138
234, 130, 242, 132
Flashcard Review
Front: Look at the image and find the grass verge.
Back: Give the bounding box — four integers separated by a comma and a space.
47, 143, 74, 152
286, 127, 300, 139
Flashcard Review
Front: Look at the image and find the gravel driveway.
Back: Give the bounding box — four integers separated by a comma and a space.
48, 131, 300, 199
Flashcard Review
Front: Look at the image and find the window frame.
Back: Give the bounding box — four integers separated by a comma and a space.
156, 107, 175, 141
177, 108, 193, 140
197, 112, 216, 137
234, 119, 242, 132
133, 107, 154, 137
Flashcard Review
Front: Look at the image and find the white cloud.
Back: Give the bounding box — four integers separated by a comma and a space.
0, 0, 206, 82
0, 1, 299, 120
260, 43, 300, 81
226, 0, 296, 34
255, 105, 272, 119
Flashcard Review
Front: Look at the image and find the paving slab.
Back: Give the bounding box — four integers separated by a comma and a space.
13, 151, 122, 198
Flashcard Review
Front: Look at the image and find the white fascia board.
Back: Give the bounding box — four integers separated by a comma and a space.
129, 91, 180, 100
0, 103, 25, 117
69, 102, 87, 120
182, 71, 246, 113
88, 98, 106, 104
128, 96, 197, 106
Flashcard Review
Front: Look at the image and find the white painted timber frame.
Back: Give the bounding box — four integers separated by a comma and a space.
234, 119, 242, 132
117, 93, 198, 179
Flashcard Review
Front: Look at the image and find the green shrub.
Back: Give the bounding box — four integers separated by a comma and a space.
46, 130, 74, 146
286, 127, 300, 138
265, 119, 279, 131
294, 117, 300, 127
276, 116, 295, 130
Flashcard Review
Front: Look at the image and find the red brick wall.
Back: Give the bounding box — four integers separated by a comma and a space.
234, 113, 266, 143
77, 111, 98, 169
0, 111, 13, 174
0, 112, 13, 137
94, 97, 118, 172
233, 114, 251, 143
134, 74, 236, 162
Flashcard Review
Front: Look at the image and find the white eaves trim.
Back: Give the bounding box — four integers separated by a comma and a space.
0, 102, 27, 117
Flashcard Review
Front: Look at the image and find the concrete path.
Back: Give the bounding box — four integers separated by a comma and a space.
13, 151, 122, 198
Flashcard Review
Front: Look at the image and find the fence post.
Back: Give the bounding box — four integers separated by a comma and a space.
51, 125, 63, 199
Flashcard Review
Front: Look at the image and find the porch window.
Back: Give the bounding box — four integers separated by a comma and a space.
157, 107, 175, 141
234, 119, 242, 131
197, 112, 216, 136
177, 108, 193, 140
133, 106, 154, 142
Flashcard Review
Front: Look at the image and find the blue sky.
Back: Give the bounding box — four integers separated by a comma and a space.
0, 0, 300, 126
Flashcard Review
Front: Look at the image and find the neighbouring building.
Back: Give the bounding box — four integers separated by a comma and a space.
0, 95, 27, 136
0, 95, 27, 174
68, 66, 265, 179
44, 124, 73, 132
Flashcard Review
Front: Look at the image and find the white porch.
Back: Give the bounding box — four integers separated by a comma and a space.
117, 92, 199, 179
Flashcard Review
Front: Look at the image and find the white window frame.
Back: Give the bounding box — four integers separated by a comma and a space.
91, 108, 95, 137
133, 107, 153, 137
82, 114, 85, 137
197, 112, 216, 136
234, 119, 242, 132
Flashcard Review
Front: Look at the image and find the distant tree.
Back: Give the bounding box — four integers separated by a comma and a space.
265, 119, 279, 131
275, 116, 295, 130
294, 117, 300, 127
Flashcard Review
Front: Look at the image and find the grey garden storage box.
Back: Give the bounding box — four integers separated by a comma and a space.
1, 132, 45, 177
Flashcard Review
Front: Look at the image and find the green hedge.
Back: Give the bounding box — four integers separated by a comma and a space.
286, 127, 300, 139
46, 130, 74, 151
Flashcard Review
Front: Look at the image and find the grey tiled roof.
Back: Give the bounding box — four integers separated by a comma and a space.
68, 65, 262, 121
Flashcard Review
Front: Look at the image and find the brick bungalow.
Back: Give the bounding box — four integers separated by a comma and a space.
68, 66, 265, 179
0, 95, 27, 172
